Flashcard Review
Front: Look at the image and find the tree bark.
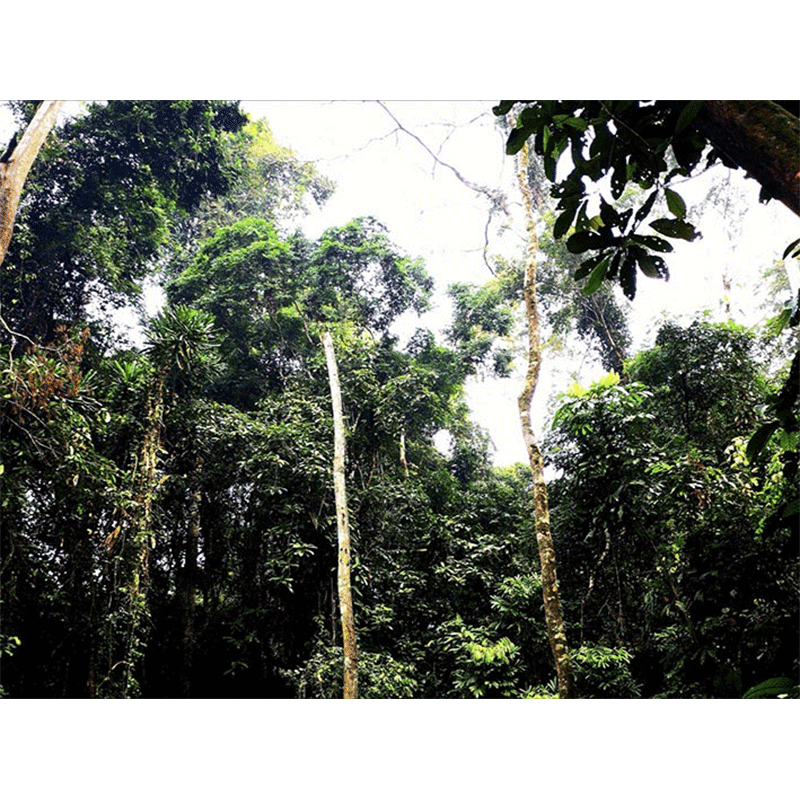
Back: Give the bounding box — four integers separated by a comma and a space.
513, 121, 575, 699
694, 100, 800, 218
322, 330, 358, 699
181, 455, 202, 697
0, 101, 64, 267
113, 372, 163, 697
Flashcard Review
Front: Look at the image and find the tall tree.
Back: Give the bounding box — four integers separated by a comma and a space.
512, 115, 574, 698
322, 330, 358, 698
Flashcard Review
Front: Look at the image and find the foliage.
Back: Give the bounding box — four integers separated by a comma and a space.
742, 677, 799, 699
493, 101, 709, 299
282, 642, 418, 699
494, 100, 799, 299
1, 101, 796, 700
572, 645, 641, 699
447, 276, 518, 377
546, 321, 798, 698
536, 228, 632, 373
1, 100, 247, 342
436, 616, 521, 698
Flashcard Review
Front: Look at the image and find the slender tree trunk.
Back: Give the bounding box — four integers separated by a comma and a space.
322, 330, 358, 699
399, 430, 409, 478
112, 372, 163, 697
0, 101, 64, 267
181, 454, 202, 697
512, 121, 575, 699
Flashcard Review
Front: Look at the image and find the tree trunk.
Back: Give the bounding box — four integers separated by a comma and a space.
322, 330, 358, 699
111, 372, 163, 697
693, 100, 800, 218
181, 454, 202, 697
512, 120, 575, 699
0, 101, 64, 267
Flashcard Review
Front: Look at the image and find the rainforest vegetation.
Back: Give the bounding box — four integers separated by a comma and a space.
0, 100, 797, 699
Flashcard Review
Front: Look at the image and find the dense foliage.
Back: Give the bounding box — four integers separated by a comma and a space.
0, 101, 796, 699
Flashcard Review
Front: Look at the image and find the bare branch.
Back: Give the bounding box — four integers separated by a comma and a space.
375, 101, 510, 275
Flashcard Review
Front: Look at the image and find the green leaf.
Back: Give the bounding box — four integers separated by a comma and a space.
561, 116, 588, 131
506, 127, 530, 156
606, 248, 623, 280
573, 253, 605, 280
782, 237, 800, 259
610, 153, 628, 199
674, 101, 704, 135
746, 421, 780, 462
582, 257, 609, 295
629, 234, 673, 253
743, 677, 797, 699
599, 196, 619, 228
574, 200, 591, 232
766, 307, 792, 337
619, 253, 637, 300
566, 230, 605, 254
632, 248, 667, 279
493, 101, 516, 117
664, 188, 687, 219
632, 189, 659, 228
553, 202, 579, 239
649, 218, 699, 241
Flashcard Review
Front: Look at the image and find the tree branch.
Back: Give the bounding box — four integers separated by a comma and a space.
375, 101, 509, 275
695, 101, 800, 218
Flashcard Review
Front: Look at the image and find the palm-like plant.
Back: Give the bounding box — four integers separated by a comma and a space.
145, 304, 222, 392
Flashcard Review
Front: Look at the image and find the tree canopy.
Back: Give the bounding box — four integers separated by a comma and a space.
0, 100, 796, 704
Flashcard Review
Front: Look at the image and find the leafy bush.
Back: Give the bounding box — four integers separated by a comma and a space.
572, 645, 641, 698
283, 645, 418, 699
435, 616, 522, 698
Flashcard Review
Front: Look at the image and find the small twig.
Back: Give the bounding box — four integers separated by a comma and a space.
0, 312, 38, 355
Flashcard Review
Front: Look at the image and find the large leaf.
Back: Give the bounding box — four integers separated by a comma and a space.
610, 152, 628, 199
619, 252, 637, 299
553, 200, 580, 239
582, 257, 609, 295
674, 101, 704, 135
664, 188, 687, 219
746, 421, 780, 462
630, 234, 673, 253
566, 230, 605, 254
632, 189, 658, 227
649, 218, 699, 241
743, 677, 797, 699
599, 196, 619, 228
632, 247, 668, 279
506, 126, 531, 156
573, 252, 606, 280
